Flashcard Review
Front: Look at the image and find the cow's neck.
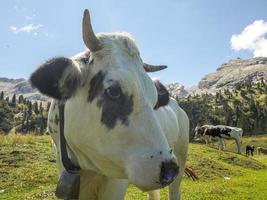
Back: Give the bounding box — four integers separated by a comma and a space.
58, 102, 81, 171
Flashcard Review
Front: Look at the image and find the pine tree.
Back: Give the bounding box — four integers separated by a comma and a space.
0, 91, 4, 100
39, 102, 43, 113
11, 94, 16, 107
18, 95, 24, 104
5, 96, 9, 104
27, 101, 32, 116
33, 102, 39, 114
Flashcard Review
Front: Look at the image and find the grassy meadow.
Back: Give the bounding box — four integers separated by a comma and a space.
0, 133, 267, 200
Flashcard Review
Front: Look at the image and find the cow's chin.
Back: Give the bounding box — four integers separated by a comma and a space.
127, 167, 162, 191
125, 156, 163, 191
84, 160, 128, 179
131, 179, 162, 192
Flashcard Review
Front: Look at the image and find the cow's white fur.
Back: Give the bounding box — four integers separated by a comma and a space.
47, 32, 189, 200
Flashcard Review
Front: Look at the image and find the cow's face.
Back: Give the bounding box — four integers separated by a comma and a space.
30, 9, 178, 191
194, 126, 206, 140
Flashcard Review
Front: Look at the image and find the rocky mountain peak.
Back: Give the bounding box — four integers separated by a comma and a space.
166, 82, 188, 98
197, 57, 267, 93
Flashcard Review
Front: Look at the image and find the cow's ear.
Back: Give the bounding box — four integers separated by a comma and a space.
153, 80, 169, 109
30, 57, 81, 100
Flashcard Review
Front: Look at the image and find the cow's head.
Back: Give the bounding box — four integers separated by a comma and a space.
30, 9, 178, 191
194, 125, 205, 139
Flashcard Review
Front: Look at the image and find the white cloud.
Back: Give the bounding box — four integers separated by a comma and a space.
231, 20, 267, 57
10, 24, 43, 34
10, 26, 17, 31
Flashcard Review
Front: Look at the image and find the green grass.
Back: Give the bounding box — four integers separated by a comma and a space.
0, 134, 267, 200
0, 134, 57, 199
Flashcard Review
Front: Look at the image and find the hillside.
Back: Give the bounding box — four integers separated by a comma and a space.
1, 79, 266, 136
178, 81, 267, 138
0, 134, 266, 200
0, 94, 49, 134
0, 77, 47, 101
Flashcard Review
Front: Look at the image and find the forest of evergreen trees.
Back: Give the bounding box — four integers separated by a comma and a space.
178, 80, 267, 139
0, 80, 266, 137
0, 91, 50, 134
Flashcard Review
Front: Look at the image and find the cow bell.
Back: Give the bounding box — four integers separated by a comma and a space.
55, 170, 80, 199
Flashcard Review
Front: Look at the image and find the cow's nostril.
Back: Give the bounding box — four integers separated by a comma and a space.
159, 161, 179, 187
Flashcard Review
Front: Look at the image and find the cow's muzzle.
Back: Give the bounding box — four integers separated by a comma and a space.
159, 160, 179, 187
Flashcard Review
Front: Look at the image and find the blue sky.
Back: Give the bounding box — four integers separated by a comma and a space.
1, 0, 267, 86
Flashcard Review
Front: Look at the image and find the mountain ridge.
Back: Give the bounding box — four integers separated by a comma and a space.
0, 77, 48, 101
1, 57, 266, 100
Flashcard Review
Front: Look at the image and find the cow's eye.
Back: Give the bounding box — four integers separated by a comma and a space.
80, 57, 89, 64
81, 57, 93, 64
105, 84, 121, 99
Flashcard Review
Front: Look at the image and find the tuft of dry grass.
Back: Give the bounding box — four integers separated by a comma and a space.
0, 132, 36, 146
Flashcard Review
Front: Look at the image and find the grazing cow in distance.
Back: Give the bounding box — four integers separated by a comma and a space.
30, 9, 189, 200
195, 125, 243, 154
246, 145, 255, 156
257, 147, 267, 155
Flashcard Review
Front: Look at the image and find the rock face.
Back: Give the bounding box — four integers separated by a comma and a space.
166, 82, 188, 98
195, 57, 267, 94
0, 77, 48, 101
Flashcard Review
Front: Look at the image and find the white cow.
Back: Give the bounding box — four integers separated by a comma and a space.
31, 9, 189, 200
195, 125, 243, 154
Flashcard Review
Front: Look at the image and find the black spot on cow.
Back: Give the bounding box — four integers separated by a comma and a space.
153, 80, 170, 110
99, 83, 133, 129
30, 57, 80, 100
88, 71, 133, 129
205, 126, 222, 137
220, 127, 231, 137
88, 71, 106, 102
54, 114, 59, 125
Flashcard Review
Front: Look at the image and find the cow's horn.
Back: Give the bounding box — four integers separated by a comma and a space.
143, 63, 167, 72
82, 9, 101, 52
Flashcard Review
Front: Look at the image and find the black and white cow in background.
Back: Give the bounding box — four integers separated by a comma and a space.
194, 125, 243, 154
257, 147, 267, 155
246, 145, 255, 156
30, 9, 189, 200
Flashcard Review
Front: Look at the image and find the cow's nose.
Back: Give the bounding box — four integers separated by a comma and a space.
159, 160, 179, 187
